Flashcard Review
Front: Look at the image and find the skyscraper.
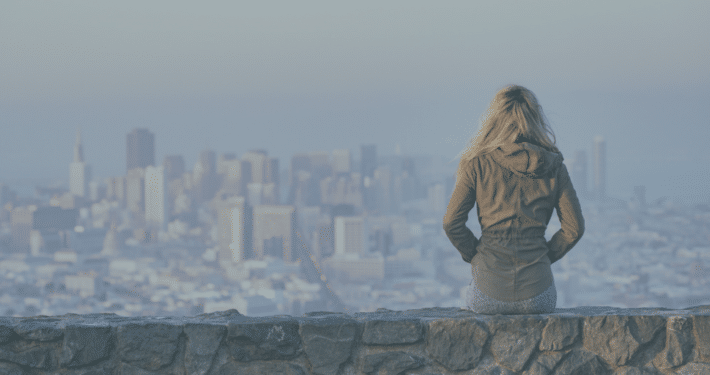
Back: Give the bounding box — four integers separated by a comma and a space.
334, 216, 366, 256
361, 144, 378, 210
11, 206, 34, 252
265, 157, 280, 204
252, 205, 296, 262
145, 165, 168, 231
593, 136, 606, 202
217, 154, 242, 195
242, 150, 267, 184
360, 144, 377, 180
194, 149, 218, 203
69, 129, 91, 198
126, 168, 145, 217
163, 155, 185, 181
216, 196, 246, 264
126, 129, 155, 172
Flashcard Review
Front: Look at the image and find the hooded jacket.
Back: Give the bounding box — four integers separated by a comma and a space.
443, 139, 585, 302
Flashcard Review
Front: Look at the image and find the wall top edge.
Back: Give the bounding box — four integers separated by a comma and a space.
3, 305, 710, 326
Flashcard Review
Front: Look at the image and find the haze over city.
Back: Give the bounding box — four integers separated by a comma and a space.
1, 0, 708, 205
0, 1, 708, 319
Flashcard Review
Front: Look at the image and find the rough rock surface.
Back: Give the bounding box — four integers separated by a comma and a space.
0, 305, 706, 374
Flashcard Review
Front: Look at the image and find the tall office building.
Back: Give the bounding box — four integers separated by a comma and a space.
69, 129, 92, 198
105, 176, 126, 205
288, 154, 313, 206
373, 166, 393, 213
242, 150, 267, 184
194, 149, 219, 203
361, 144, 378, 210
145, 165, 168, 231
252, 205, 296, 262
126, 168, 145, 217
334, 216, 366, 256
265, 157, 279, 204
593, 136, 606, 202
570, 150, 588, 199
216, 196, 247, 263
126, 129, 155, 172
217, 154, 242, 195
360, 144, 377, 179
320, 173, 363, 207
217, 153, 238, 174
242, 150, 279, 203
163, 155, 185, 181
11, 206, 34, 252
247, 183, 263, 207
290, 154, 311, 185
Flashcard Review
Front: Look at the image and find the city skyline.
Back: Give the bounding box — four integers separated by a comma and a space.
0, 121, 707, 318
0, 126, 697, 209
1, 1, 708, 207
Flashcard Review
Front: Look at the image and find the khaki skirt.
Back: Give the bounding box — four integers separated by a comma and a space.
465, 264, 557, 314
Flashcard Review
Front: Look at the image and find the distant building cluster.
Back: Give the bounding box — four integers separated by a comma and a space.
0, 129, 705, 318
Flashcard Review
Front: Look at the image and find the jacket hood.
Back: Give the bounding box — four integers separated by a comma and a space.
491, 140, 564, 178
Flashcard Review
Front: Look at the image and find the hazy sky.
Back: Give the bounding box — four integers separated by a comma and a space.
1, 1, 708, 204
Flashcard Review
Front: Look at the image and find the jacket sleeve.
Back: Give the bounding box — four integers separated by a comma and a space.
443, 159, 479, 263
547, 164, 585, 264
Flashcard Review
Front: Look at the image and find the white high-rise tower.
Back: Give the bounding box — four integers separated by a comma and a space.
145, 165, 168, 231
334, 216, 366, 256
69, 128, 91, 198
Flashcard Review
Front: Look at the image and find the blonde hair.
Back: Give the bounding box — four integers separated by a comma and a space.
455, 85, 560, 163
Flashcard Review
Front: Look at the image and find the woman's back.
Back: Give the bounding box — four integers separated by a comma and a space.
444, 138, 584, 304
444, 84, 585, 313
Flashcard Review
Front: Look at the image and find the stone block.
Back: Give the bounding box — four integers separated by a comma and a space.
488, 316, 545, 372
0, 361, 25, 375
0, 340, 55, 370
675, 362, 710, 374
653, 316, 693, 370
60, 324, 113, 368
693, 315, 710, 363
612, 366, 643, 375
583, 315, 641, 367
116, 322, 183, 371
425, 318, 489, 371
299, 315, 358, 375
523, 351, 564, 375
628, 315, 665, 345
215, 360, 308, 375
553, 349, 607, 375
361, 318, 423, 345
227, 316, 301, 362
14, 319, 64, 341
0, 320, 16, 345
0, 306, 705, 375
360, 351, 427, 374
184, 323, 226, 375
471, 353, 517, 375
540, 315, 581, 351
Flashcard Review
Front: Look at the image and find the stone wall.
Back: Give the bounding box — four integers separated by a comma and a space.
0, 306, 709, 374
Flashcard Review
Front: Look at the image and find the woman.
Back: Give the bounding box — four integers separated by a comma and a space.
443, 85, 585, 315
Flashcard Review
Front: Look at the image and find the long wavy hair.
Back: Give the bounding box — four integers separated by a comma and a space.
456, 85, 560, 163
